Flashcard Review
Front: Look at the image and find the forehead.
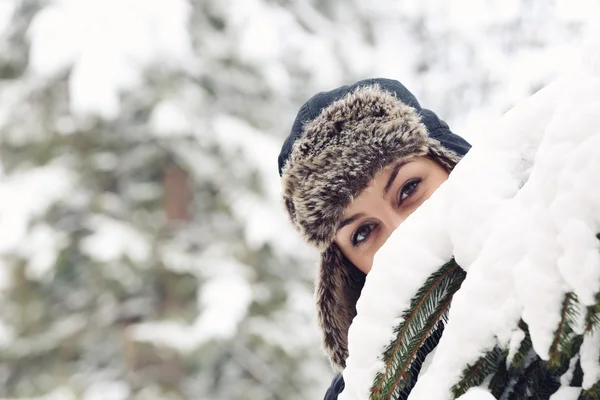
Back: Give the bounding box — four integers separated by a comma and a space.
345, 161, 407, 206
342, 156, 438, 211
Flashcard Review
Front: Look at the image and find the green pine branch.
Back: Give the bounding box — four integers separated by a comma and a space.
585, 234, 600, 333
369, 233, 600, 400
370, 260, 466, 400
510, 321, 533, 370
452, 346, 506, 398
579, 233, 600, 399
548, 292, 581, 368
581, 382, 600, 400
586, 293, 600, 333
507, 357, 542, 400
497, 323, 537, 399
488, 352, 510, 399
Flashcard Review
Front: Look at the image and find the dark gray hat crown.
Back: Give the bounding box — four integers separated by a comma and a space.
278, 78, 471, 177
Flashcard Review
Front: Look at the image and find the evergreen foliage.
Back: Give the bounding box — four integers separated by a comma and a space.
581, 382, 600, 400
452, 347, 506, 398
547, 293, 582, 369
372, 235, 600, 399
371, 260, 466, 400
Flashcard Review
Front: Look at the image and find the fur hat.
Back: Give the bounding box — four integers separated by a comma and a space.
278, 78, 470, 371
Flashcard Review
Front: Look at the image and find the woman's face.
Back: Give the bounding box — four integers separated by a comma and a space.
334, 156, 449, 274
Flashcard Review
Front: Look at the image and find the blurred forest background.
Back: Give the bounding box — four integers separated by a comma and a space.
0, 0, 596, 399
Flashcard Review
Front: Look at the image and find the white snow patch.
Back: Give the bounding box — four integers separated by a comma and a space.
28, 0, 193, 119
581, 331, 600, 389
80, 215, 151, 264
131, 275, 252, 352
212, 115, 279, 187
560, 355, 580, 386
456, 388, 495, 400
417, 348, 436, 380
229, 0, 282, 64
0, 320, 15, 348
150, 100, 191, 137
555, 0, 599, 22
549, 386, 582, 400
506, 328, 525, 367
9, 314, 86, 357
0, 387, 77, 400
0, 165, 75, 255
194, 275, 252, 340
0, 0, 16, 38
210, 114, 307, 253
83, 381, 130, 400
18, 224, 68, 281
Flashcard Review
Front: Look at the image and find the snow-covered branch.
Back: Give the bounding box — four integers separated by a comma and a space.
341, 23, 600, 400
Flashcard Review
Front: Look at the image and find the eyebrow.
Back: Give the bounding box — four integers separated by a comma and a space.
336, 161, 412, 232
383, 161, 409, 197
337, 213, 365, 231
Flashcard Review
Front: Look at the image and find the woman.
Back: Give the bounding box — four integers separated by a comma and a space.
277, 78, 471, 399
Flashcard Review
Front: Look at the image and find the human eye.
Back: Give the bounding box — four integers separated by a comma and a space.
397, 178, 422, 205
351, 223, 376, 247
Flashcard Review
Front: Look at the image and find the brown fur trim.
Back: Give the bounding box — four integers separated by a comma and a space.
316, 244, 365, 371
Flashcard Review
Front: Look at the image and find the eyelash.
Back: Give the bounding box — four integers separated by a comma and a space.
351, 222, 376, 247
350, 178, 422, 247
397, 178, 422, 205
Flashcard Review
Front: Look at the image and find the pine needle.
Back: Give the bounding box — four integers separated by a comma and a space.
370, 260, 465, 399
586, 293, 600, 333
452, 347, 505, 398
581, 381, 600, 400
548, 292, 581, 368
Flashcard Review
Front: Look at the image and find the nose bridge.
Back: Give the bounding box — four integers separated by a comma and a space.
383, 206, 404, 230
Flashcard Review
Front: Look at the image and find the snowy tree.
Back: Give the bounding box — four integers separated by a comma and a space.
0, 0, 334, 398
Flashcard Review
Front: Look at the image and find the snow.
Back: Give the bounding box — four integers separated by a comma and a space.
149, 100, 192, 137
83, 381, 130, 400
229, 0, 282, 64
555, 0, 600, 22
211, 114, 308, 253
417, 348, 436, 380
0, 0, 16, 38
0, 166, 70, 281
8, 314, 86, 358
505, 328, 525, 366
130, 274, 252, 352
20, 224, 68, 281
455, 388, 495, 400
0, 165, 75, 255
549, 387, 582, 400
580, 331, 600, 389
0, 321, 15, 348
28, 0, 193, 119
80, 215, 151, 265
247, 298, 322, 357
560, 356, 580, 387
339, 25, 600, 400
194, 276, 252, 339
0, 387, 77, 400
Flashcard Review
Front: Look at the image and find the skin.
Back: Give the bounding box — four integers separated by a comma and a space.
334, 156, 449, 274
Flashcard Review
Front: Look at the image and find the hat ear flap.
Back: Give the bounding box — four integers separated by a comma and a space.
315, 243, 365, 371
